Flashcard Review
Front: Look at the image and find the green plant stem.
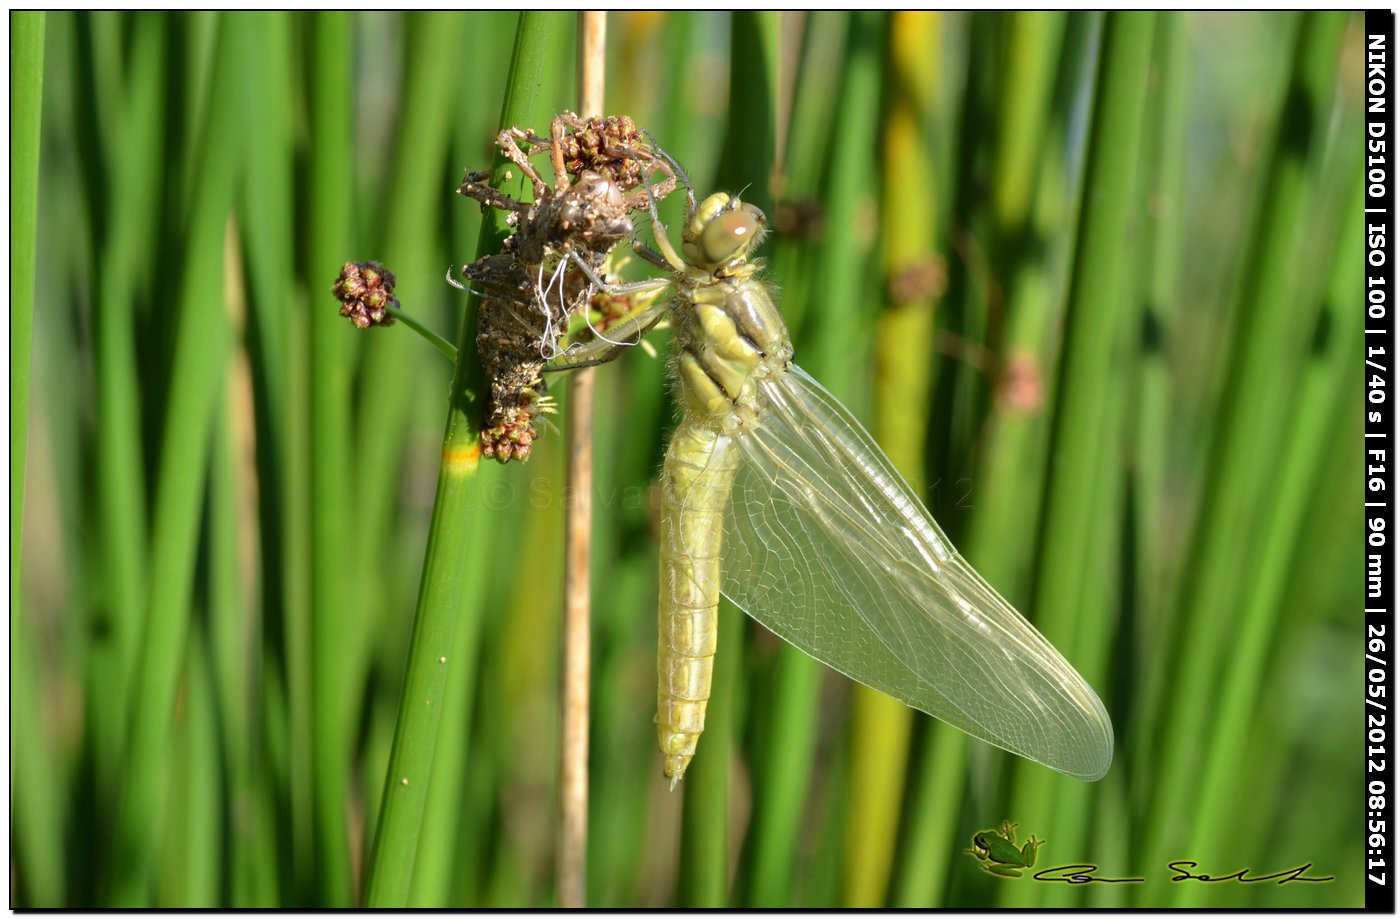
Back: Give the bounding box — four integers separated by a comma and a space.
742, 638, 823, 907
159, 623, 221, 906
1176, 154, 1363, 912
1002, 11, 1155, 909
362, 12, 559, 906
891, 725, 966, 907
387, 306, 458, 360
405, 13, 518, 905
844, 11, 939, 908
877, 12, 980, 911
353, 10, 467, 702
237, 10, 299, 905
8, 11, 62, 909
991, 12, 1065, 233
406, 474, 497, 905
208, 382, 275, 907
94, 11, 164, 694
78, 15, 165, 828
1080, 16, 1188, 911
1138, 12, 1348, 886
716, 10, 778, 212
10, 6, 42, 611
110, 12, 248, 905
804, 11, 881, 405
951, 11, 1080, 612
767, 11, 848, 342
934, 27, 1083, 906
306, 12, 356, 906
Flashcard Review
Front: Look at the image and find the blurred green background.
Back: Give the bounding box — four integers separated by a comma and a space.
12, 10, 1364, 908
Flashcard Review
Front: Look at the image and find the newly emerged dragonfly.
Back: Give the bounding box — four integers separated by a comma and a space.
551, 150, 1114, 786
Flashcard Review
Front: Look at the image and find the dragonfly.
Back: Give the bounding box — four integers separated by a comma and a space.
549, 147, 1114, 787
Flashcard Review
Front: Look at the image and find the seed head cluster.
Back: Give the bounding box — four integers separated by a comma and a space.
332, 261, 398, 329
558, 115, 646, 190
481, 414, 537, 463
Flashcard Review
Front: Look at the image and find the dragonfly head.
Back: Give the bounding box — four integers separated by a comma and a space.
683, 192, 767, 272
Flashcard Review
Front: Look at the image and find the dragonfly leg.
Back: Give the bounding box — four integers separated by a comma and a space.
627, 141, 688, 272
445, 266, 512, 304
457, 170, 531, 216
633, 243, 673, 273
545, 312, 667, 371
616, 149, 678, 212
560, 246, 671, 299
543, 250, 673, 372
641, 130, 697, 217
495, 126, 552, 199
546, 112, 577, 192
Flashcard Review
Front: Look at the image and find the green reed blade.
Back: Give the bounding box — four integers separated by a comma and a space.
9, 11, 62, 907
362, 12, 562, 906
1175, 143, 1364, 911
353, 11, 467, 686
305, 12, 357, 905
238, 13, 306, 899
1001, 11, 1155, 909
109, 12, 249, 905
157, 622, 221, 906
10, 7, 43, 626
87, 13, 165, 804
1121, 13, 1190, 815
843, 10, 940, 909
1138, 12, 1349, 888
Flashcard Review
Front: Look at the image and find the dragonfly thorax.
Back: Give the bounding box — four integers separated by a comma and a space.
671, 269, 791, 433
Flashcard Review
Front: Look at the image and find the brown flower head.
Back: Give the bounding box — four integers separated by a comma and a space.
480, 416, 537, 464
560, 115, 645, 190
332, 261, 399, 329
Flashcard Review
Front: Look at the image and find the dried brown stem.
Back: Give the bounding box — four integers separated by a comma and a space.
558, 9, 606, 911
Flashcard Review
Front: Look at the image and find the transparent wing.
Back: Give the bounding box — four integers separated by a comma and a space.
721, 365, 1113, 780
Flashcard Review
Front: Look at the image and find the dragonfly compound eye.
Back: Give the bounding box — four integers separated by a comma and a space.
698, 203, 767, 268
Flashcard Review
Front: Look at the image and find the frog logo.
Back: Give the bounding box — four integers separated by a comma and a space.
967, 821, 1045, 878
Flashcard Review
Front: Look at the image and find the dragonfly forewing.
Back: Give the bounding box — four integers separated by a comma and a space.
720, 366, 1114, 781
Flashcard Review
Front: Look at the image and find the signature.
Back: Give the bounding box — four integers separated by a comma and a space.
1033, 864, 1145, 884
1165, 861, 1334, 885
1030, 862, 1333, 885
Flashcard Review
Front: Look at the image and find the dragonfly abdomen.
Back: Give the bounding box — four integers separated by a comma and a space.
657, 422, 740, 786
